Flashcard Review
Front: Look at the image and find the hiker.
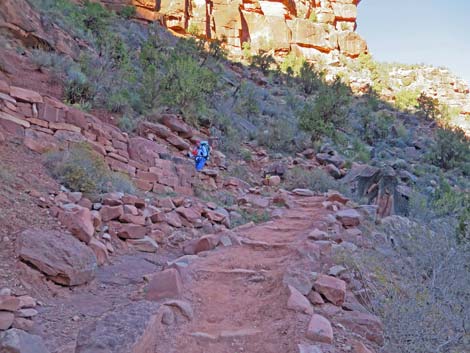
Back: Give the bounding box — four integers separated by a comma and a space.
188, 140, 210, 171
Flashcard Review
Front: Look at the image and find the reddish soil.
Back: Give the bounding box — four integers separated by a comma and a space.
0, 140, 61, 292
0, 47, 63, 99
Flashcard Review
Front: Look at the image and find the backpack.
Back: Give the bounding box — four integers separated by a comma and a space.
199, 141, 210, 159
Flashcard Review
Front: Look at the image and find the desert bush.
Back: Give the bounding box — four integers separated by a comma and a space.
298, 61, 323, 94
299, 78, 351, 141
362, 110, 395, 144
250, 50, 276, 74
159, 54, 217, 125
119, 5, 136, 19
417, 92, 440, 120
64, 70, 94, 106
241, 42, 252, 61
256, 118, 298, 153
347, 217, 470, 353
394, 89, 420, 111
44, 143, 135, 195
308, 11, 317, 22
428, 125, 470, 173
356, 53, 391, 93
283, 167, 343, 193
279, 52, 305, 76
235, 81, 261, 118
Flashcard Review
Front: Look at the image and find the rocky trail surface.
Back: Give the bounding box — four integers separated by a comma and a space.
21, 193, 380, 353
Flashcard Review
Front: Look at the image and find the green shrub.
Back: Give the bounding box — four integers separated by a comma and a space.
394, 89, 420, 111
118, 114, 139, 133
242, 42, 252, 61
417, 92, 440, 120
119, 5, 136, 19
308, 11, 317, 22
280, 52, 305, 76
159, 54, 217, 125
428, 125, 470, 173
44, 143, 135, 195
362, 110, 395, 144
299, 78, 351, 141
64, 70, 94, 105
235, 82, 260, 118
298, 61, 323, 94
283, 167, 343, 193
250, 50, 276, 74
256, 117, 302, 153
240, 148, 253, 162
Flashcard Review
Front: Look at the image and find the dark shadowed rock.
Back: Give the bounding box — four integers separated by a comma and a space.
0, 328, 50, 353
75, 301, 161, 353
16, 229, 97, 286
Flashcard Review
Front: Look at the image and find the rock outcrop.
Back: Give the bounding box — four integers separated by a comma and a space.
100, 0, 367, 58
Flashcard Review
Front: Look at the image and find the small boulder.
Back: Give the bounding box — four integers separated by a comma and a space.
306, 314, 333, 344
307, 291, 325, 305
292, 189, 314, 197
0, 311, 14, 330
17, 296, 36, 309
88, 238, 109, 266
336, 209, 362, 228
100, 205, 124, 222
0, 328, 50, 353
16, 309, 38, 318
313, 275, 346, 306
128, 236, 159, 253
145, 269, 182, 301
267, 175, 281, 186
307, 229, 329, 241
117, 224, 147, 239
58, 205, 94, 244
325, 164, 341, 179
12, 318, 34, 332
0, 296, 20, 312
287, 285, 313, 315
328, 265, 347, 277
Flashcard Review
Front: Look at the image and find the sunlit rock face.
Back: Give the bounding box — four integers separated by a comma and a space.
100, 0, 367, 58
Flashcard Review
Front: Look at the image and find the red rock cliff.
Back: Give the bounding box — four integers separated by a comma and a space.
101, 0, 367, 58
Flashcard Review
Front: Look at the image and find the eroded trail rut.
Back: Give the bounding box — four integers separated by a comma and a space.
158, 196, 335, 353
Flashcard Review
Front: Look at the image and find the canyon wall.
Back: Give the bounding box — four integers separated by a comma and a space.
101, 0, 367, 58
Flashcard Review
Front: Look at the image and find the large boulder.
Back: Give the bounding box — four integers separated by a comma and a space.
16, 229, 97, 286
75, 301, 161, 353
0, 328, 50, 353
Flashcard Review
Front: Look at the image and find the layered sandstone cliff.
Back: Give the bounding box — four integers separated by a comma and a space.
101, 0, 367, 58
